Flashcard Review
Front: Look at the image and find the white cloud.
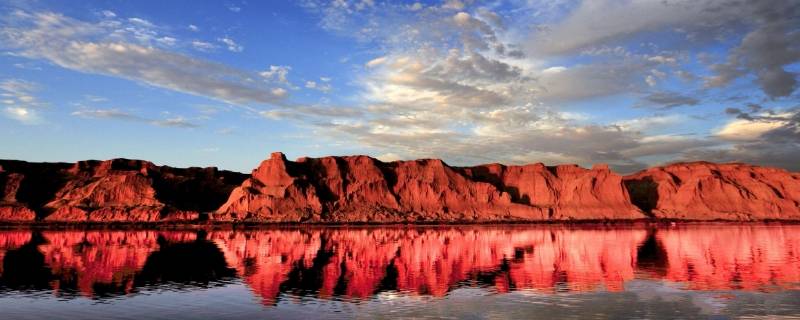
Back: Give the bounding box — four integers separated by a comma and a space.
1, 11, 286, 106
716, 117, 789, 141
647, 55, 677, 64
72, 107, 200, 128
152, 116, 199, 128
4, 106, 40, 124
0, 79, 45, 124
365, 56, 387, 68
227, 4, 242, 13
188, 24, 199, 31
191, 40, 217, 51
441, 0, 464, 11
613, 114, 685, 132
71, 108, 147, 121
305, 80, 332, 93
526, 0, 799, 98
156, 36, 176, 46
217, 37, 243, 52
127, 17, 154, 27
259, 65, 292, 84
376, 152, 403, 162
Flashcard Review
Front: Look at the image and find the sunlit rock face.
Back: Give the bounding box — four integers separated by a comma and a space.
2, 154, 800, 222
0, 159, 246, 222
625, 162, 800, 220
215, 153, 646, 222
2, 226, 800, 303
464, 163, 644, 220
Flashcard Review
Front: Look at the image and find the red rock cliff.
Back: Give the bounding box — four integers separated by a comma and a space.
214, 152, 644, 222
2, 153, 799, 223
624, 162, 800, 220
463, 162, 643, 220
0, 159, 246, 222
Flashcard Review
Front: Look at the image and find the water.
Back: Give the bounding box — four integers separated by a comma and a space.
0, 224, 799, 319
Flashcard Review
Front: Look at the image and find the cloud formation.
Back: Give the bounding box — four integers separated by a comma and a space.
0, 79, 45, 124
281, 0, 799, 171
71, 108, 200, 128
3, 1, 798, 172
690, 106, 800, 170
0, 11, 286, 106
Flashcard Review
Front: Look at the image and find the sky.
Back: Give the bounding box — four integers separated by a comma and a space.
0, 0, 798, 173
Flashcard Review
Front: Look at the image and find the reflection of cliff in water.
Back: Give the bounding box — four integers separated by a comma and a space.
135, 231, 236, 288
0, 230, 235, 298
0, 232, 52, 292
0, 225, 799, 304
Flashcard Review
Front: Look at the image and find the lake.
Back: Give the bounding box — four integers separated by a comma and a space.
1, 224, 799, 319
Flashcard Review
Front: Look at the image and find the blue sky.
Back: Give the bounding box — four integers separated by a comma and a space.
1, 0, 798, 173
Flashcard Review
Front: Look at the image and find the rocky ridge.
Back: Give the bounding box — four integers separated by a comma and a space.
1, 153, 798, 223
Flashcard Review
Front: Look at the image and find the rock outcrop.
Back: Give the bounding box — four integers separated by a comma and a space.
214, 152, 644, 222
463, 163, 644, 220
0, 159, 246, 222
624, 162, 800, 220
2, 153, 799, 223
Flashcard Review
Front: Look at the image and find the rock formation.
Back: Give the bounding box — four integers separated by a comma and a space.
463, 162, 644, 220
215, 152, 646, 222
1, 153, 799, 223
624, 162, 800, 220
0, 159, 246, 222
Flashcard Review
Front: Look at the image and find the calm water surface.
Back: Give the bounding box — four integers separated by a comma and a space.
1, 224, 799, 319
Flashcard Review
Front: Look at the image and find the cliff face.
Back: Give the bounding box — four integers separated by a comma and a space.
624, 162, 800, 220
463, 163, 644, 220
1, 153, 799, 223
215, 152, 644, 222
0, 159, 246, 222
0, 161, 70, 222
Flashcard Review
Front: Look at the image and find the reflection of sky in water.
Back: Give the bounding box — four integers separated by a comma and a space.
4, 282, 799, 319
0, 225, 799, 319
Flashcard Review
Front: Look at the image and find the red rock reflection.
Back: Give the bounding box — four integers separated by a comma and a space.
0, 231, 31, 276
1, 225, 799, 303
658, 226, 800, 291
7, 230, 197, 297
210, 227, 647, 303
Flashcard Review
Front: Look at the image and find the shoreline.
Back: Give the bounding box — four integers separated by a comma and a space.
1, 219, 799, 230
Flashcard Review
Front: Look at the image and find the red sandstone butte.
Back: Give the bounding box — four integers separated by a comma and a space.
214, 152, 645, 222
0, 158, 246, 222
624, 162, 800, 220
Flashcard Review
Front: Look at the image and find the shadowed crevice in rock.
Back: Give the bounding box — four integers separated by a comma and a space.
461, 165, 532, 205
624, 177, 659, 217
151, 167, 247, 214
0, 161, 72, 220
